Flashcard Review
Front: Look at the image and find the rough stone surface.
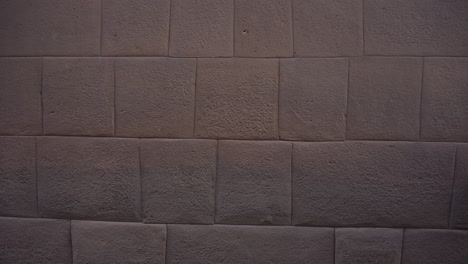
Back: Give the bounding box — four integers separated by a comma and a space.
279, 58, 348, 141
293, 0, 363, 56
293, 141, 455, 227
216, 140, 291, 225
141, 139, 216, 224
347, 57, 422, 140
365, 0, 468, 56
420, 58, 468, 142
0, 137, 36, 217
235, 0, 293, 57
0, 58, 42, 135
43, 58, 114, 136
402, 229, 468, 264
169, 0, 233, 57
451, 144, 468, 229
102, 0, 170, 56
72, 221, 166, 264
167, 225, 334, 264
335, 228, 403, 264
195, 58, 278, 139
0, 0, 100, 56
115, 58, 196, 138
0, 217, 71, 264
37, 137, 140, 221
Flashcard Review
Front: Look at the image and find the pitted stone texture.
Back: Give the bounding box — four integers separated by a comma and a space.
216, 140, 291, 225
0, 137, 36, 217
141, 139, 216, 224
116, 58, 196, 138
195, 58, 278, 139
0, 58, 42, 135
335, 228, 403, 264
0, 0, 100, 56
169, 0, 233, 57
293, 142, 455, 227
102, 0, 170, 56
420, 58, 468, 142
451, 144, 468, 229
293, 0, 363, 57
365, 0, 468, 56
235, 0, 293, 57
37, 137, 140, 221
280, 58, 348, 141
167, 225, 334, 264
402, 229, 468, 264
0, 217, 71, 264
72, 221, 166, 264
347, 57, 422, 140
43, 58, 114, 136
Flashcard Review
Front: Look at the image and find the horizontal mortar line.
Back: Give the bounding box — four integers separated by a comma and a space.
1, 55, 468, 59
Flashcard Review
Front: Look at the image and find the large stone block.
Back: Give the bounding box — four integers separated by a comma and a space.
167, 225, 334, 264
451, 144, 468, 229
43, 58, 114, 136
335, 228, 403, 264
72, 221, 166, 264
293, 142, 455, 227
37, 137, 140, 221
195, 58, 278, 139
0, 137, 36, 217
235, 0, 293, 57
102, 0, 170, 56
0, 0, 100, 56
115, 58, 196, 138
0, 58, 42, 135
293, 0, 363, 56
216, 140, 291, 225
347, 57, 422, 140
402, 229, 468, 264
0, 217, 71, 264
365, 0, 468, 56
279, 58, 348, 141
420, 58, 468, 142
169, 0, 233, 57
141, 139, 216, 224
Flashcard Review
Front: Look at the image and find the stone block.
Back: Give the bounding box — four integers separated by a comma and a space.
451, 144, 468, 229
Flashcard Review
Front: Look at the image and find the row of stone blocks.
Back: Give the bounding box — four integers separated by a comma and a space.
1, 216, 467, 264
2, 57, 467, 141
1, 136, 467, 229
1, 0, 467, 57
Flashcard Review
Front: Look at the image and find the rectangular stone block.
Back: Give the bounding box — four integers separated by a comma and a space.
0, 217, 71, 264
0, 0, 100, 56
216, 140, 291, 225
335, 228, 403, 264
293, 0, 363, 56
102, 0, 170, 56
195, 58, 278, 139
280, 58, 348, 141
116, 58, 196, 138
141, 139, 216, 224
43, 58, 114, 136
402, 229, 468, 264
293, 142, 455, 227
169, 0, 233, 57
451, 144, 468, 229
364, 0, 468, 56
0, 58, 42, 135
420, 58, 468, 142
37, 137, 140, 221
72, 221, 166, 264
347, 57, 422, 140
167, 225, 334, 264
0, 137, 36, 217
235, 0, 293, 57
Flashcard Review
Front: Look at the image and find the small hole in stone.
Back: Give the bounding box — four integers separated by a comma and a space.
242, 29, 249, 34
